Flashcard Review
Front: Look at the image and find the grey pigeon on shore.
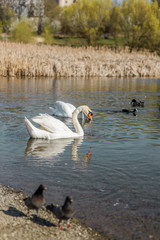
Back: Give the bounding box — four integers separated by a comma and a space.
24, 184, 47, 216
46, 196, 74, 229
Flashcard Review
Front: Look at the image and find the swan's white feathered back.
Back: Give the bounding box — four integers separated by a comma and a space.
32, 114, 72, 133
49, 101, 76, 118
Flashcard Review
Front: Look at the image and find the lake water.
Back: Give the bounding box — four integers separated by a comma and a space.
0, 77, 160, 240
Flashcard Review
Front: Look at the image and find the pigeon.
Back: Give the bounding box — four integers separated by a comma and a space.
46, 196, 74, 229
23, 184, 47, 217
131, 99, 144, 107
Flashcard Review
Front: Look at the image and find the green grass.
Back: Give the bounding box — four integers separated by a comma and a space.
1, 32, 126, 48
52, 36, 87, 47
52, 35, 126, 47
98, 36, 126, 47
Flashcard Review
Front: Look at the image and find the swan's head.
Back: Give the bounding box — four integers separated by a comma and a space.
81, 106, 93, 121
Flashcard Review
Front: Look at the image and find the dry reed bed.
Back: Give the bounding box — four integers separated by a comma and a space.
0, 41, 160, 78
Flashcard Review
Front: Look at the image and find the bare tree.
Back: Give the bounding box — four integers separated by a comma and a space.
0, 0, 29, 20
0, 0, 44, 20
0, 1, 16, 32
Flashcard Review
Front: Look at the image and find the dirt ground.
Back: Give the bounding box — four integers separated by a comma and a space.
0, 184, 107, 240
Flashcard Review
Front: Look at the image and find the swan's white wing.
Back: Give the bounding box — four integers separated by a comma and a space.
32, 114, 73, 134
50, 101, 76, 118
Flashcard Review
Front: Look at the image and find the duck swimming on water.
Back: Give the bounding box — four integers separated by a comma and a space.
122, 108, 138, 115
131, 99, 144, 107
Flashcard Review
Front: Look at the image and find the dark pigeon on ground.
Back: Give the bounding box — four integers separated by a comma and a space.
23, 184, 47, 217
46, 196, 74, 229
131, 99, 144, 107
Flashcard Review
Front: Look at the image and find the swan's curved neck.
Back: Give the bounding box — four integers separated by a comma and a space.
72, 107, 84, 136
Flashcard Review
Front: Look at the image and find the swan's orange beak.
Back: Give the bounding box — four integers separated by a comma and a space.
87, 112, 93, 121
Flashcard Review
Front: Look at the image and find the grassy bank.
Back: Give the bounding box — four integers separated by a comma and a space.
51, 36, 125, 48
0, 41, 160, 78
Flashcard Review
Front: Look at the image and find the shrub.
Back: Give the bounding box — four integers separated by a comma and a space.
61, 0, 112, 46
42, 21, 54, 44
10, 20, 33, 43
0, 21, 3, 35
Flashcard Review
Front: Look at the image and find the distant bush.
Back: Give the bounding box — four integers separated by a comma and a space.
42, 21, 54, 44
120, 0, 160, 52
61, 0, 112, 46
10, 20, 33, 43
0, 21, 3, 35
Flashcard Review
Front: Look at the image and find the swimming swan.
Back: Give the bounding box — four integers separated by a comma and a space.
25, 105, 93, 140
49, 101, 76, 118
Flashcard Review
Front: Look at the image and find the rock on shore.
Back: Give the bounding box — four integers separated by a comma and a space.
0, 184, 107, 240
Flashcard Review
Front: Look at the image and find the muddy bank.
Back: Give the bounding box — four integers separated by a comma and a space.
0, 42, 160, 78
0, 184, 108, 240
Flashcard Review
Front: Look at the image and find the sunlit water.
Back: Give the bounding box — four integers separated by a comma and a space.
0, 77, 160, 240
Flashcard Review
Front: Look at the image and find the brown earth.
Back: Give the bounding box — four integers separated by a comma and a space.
0, 184, 108, 240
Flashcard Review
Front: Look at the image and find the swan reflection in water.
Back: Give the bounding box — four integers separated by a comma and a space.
25, 137, 74, 159
25, 138, 91, 168
25, 119, 92, 168
71, 139, 91, 168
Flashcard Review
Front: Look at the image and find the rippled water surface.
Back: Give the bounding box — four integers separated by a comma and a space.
0, 77, 160, 240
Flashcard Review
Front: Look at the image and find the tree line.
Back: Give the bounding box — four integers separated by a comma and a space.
0, 0, 160, 53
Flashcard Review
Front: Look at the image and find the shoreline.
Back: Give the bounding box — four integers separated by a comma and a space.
0, 184, 108, 240
0, 41, 160, 78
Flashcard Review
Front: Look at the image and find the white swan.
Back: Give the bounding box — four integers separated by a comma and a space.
49, 101, 76, 118
25, 105, 93, 140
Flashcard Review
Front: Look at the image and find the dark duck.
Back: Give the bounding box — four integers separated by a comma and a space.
131, 99, 144, 107
122, 108, 138, 115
